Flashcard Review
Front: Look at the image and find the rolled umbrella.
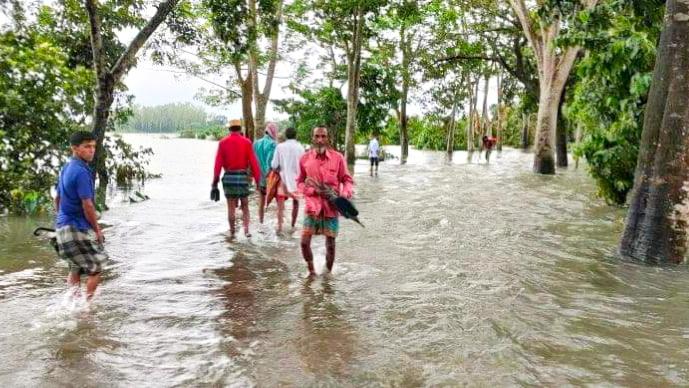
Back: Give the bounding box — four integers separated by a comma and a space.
305, 178, 364, 227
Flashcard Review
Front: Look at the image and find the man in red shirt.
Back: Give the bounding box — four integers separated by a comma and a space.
211, 119, 261, 238
297, 126, 354, 276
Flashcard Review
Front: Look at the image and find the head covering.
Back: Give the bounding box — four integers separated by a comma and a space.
265, 122, 278, 140
226, 119, 242, 130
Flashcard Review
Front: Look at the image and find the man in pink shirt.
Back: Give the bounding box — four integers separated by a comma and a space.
211, 119, 261, 238
297, 126, 354, 276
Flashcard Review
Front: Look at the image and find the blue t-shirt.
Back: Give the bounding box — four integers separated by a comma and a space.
56, 157, 95, 231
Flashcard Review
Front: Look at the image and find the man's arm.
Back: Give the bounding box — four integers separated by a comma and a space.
82, 198, 103, 243
338, 157, 354, 198
54, 195, 60, 212
213, 142, 223, 186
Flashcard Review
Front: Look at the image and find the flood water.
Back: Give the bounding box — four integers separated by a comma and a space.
2, 134, 689, 386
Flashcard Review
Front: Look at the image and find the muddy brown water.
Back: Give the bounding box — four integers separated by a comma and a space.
1, 134, 689, 386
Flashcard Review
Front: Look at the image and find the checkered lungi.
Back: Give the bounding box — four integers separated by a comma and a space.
55, 225, 108, 275
303, 214, 339, 238
222, 170, 250, 198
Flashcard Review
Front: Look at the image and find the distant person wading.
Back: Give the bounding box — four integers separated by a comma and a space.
211, 119, 261, 238
368, 134, 380, 177
270, 127, 305, 234
253, 122, 278, 224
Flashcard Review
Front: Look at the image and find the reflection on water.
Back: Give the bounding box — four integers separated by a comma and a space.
295, 277, 357, 379
1, 135, 689, 385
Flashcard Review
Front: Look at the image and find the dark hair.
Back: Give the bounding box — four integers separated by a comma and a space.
285, 127, 297, 139
229, 125, 242, 132
70, 131, 97, 146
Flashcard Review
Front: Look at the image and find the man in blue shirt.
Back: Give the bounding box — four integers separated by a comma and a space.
55, 131, 108, 301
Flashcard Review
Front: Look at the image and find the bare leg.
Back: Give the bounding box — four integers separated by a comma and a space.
67, 272, 81, 296
258, 192, 266, 223
85, 273, 101, 301
291, 199, 299, 228
300, 234, 316, 276
240, 196, 251, 236
276, 196, 285, 233
227, 198, 237, 236
325, 236, 336, 272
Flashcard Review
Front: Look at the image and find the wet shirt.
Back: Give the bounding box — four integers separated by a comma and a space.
368, 138, 380, 158
253, 134, 276, 187
56, 157, 94, 231
271, 139, 305, 194
297, 149, 354, 218
213, 133, 261, 185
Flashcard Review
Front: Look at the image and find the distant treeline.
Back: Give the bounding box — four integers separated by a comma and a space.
118, 103, 226, 133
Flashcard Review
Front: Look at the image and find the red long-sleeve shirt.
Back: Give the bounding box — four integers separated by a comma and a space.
212, 133, 261, 185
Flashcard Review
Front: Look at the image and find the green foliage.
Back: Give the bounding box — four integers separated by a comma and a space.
0, 27, 92, 214
103, 134, 156, 188
274, 86, 348, 148
567, 0, 662, 205
0, 2, 161, 214
407, 114, 467, 151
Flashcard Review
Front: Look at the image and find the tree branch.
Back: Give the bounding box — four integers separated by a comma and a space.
84, 0, 106, 78
111, 0, 180, 82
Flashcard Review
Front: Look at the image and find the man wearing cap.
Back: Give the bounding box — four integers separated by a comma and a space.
297, 126, 354, 276
211, 119, 261, 237
253, 122, 278, 224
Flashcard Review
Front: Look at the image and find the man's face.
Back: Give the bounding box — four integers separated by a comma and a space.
72, 140, 97, 162
312, 127, 328, 153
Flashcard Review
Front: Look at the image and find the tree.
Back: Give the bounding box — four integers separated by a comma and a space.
290, 0, 384, 164
507, 0, 598, 174
619, 0, 689, 264
0, 26, 92, 213
84, 0, 180, 196
201, 0, 282, 139
568, 0, 663, 205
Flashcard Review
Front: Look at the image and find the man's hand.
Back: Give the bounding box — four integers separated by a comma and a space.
95, 229, 105, 244
210, 183, 220, 202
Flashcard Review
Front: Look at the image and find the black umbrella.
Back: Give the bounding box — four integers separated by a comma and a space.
33, 227, 58, 253
305, 178, 364, 227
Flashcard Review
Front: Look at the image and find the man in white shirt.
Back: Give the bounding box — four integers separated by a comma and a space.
368, 134, 380, 176
270, 127, 305, 233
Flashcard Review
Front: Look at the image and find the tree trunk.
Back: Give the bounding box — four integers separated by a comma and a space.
481, 74, 490, 137
555, 105, 568, 167
507, 0, 597, 174
252, 0, 283, 133
400, 85, 409, 164
84, 0, 179, 201
496, 72, 503, 151
555, 80, 569, 167
620, 0, 689, 264
344, 7, 364, 165
468, 78, 479, 152
533, 83, 561, 174
446, 91, 458, 159
521, 112, 530, 150
399, 24, 410, 165
240, 75, 255, 140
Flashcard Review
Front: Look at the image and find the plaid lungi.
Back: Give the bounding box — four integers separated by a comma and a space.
222, 170, 250, 198
303, 215, 339, 238
55, 225, 108, 275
